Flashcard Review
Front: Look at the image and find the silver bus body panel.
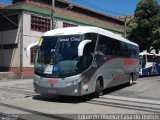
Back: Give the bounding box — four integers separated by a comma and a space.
87, 57, 139, 91
34, 57, 139, 96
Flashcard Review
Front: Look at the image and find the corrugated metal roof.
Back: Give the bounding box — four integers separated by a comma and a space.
1, 0, 124, 33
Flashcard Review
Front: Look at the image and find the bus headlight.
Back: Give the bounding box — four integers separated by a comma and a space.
65, 79, 81, 86
34, 80, 39, 84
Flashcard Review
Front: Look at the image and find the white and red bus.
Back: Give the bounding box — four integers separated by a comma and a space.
32, 26, 139, 98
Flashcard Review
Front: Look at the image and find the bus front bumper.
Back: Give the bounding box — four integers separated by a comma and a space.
34, 83, 82, 96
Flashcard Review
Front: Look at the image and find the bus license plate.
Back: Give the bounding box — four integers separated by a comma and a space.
48, 89, 56, 93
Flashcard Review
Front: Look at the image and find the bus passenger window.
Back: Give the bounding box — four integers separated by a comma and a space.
84, 33, 97, 53
98, 35, 107, 55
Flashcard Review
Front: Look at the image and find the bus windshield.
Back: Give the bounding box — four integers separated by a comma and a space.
35, 35, 83, 77
147, 55, 154, 62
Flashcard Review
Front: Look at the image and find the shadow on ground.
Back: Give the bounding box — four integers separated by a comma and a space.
32, 83, 133, 103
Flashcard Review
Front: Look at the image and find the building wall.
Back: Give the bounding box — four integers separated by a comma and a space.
0, 29, 20, 68
0, 12, 22, 72
23, 12, 47, 68
1, 29, 19, 44
0, 31, 2, 67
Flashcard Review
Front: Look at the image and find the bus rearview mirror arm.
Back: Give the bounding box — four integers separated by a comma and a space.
26, 42, 39, 57
78, 40, 91, 57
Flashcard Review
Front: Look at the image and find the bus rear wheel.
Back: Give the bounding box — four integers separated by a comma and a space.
147, 71, 151, 76
94, 80, 103, 98
128, 74, 133, 86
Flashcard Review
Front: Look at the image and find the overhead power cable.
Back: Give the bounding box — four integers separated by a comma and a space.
69, 0, 127, 16
28, 0, 127, 16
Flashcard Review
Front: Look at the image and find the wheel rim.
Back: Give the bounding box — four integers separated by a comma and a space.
95, 80, 100, 97
129, 75, 133, 85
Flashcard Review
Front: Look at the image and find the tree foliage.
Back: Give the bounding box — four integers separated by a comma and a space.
127, 0, 160, 53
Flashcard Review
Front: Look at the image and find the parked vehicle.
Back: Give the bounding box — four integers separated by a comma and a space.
139, 51, 160, 76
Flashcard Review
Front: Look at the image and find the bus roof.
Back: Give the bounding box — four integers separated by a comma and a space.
43, 26, 138, 46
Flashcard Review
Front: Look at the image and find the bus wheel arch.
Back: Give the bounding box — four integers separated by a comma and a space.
94, 76, 103, 98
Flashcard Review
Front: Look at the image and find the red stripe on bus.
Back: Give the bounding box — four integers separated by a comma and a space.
88, 57, 138, 80
84, 57, 138, 89
124, 58, 137, 65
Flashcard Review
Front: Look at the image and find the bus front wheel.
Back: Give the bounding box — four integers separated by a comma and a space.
94, 80, 103, 98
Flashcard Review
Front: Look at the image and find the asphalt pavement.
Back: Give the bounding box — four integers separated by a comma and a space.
0, 76, 160, 120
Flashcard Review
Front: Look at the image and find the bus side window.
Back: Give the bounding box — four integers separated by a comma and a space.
84, 33, 97, 53
98, 35, 122, 56
83, 43, 93, 66
97, 35, 107, 55
142, 55, 146, 68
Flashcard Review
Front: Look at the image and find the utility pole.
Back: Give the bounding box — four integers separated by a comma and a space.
20, 13, 23, 79
51, 0, 55, 29
51, 0, 73, 29
124, 16, 127, 38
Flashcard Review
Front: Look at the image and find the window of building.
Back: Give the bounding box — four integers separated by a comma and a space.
63, 22, 77, 28
31, 16, 51, 32
30, 46, 38, 64
0, 15, 18, 31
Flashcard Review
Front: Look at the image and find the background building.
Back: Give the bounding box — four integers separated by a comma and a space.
0, 0, 125, 78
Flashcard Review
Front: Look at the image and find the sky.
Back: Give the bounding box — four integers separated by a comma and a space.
0, 0, 160, 16
68, 0, 160, 16
68, 0, 140, 16
0, 0, 11, 4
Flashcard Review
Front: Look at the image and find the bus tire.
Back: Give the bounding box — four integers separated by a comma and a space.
94, 80, 103, 98
128, 74, 133, 86
148, 71, 151, 76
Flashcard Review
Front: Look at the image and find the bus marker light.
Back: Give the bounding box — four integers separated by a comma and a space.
39, 37, 43, 43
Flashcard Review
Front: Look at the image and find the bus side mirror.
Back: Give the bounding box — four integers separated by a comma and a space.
78, 40, 91, 57
26, 42, 39, 57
